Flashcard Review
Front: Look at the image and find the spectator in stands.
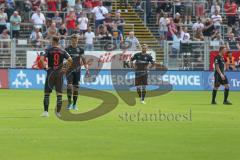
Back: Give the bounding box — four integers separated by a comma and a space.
61, 0, 69, 12
181, 27, 190, 42
211, 31, 224, 50
173, 0, 181, 14
202, 18, 215, 38
192, 17, 204, 32
75, 0, 83, 13
155, 0, 172, 25
225, 52, 236, 70
30, 27, 43, 48
195, 0, 205, 18
146, 0, 151, 23
83, 0, 93, 10
193, 28, 204, 41
112, 23, 123, 49
159, 12, 169, 45
224, 0, 238, 32
103, 0, 112, 13
52, 11, 63, 29
211, 10, 222, 32
0, 0, 5, 9
78, 11, 88, 35
84, 26, 95, 51
167, 18, 177, 40
31, 8, 46, 29
46, 0, 58, 19
10, 11, 21, 39
174, 12, 182, 27
125, 31, 140, 51
65, 8, 77, 35
68, 0, 76, 8
97, 24, 112, 49
227, 31, 236, 42
0, 7, 7, 34
0, 29, 10, 48
183, 0, 192, 25
23, 1, 32, 22
91, 0, 108, 31
169, 27, 181, 55
113, 11, 125, 36
119, 0, 127, 12
6, 0, 15, 19
58, 23, 67, 48
104, 13, 114, 32
46, 22, 58, 39
31, 0, 41, 11
211, 1, 221, 16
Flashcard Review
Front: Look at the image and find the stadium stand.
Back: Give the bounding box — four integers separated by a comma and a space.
0, 0, 240, 70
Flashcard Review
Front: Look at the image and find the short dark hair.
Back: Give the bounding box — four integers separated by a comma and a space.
219, 46, 226, 52
52, 36, 59, 43
71, 34, 78, 39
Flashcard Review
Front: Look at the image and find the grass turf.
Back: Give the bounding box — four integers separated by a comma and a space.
0, 89, 239, 160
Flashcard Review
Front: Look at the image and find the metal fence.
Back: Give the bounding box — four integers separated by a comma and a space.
164, 40, 210, 70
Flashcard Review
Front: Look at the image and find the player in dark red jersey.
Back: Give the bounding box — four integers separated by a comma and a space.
211, 45, 232, 105
130, 44, 155, 104
65, 34, 89, 110
40, 36, 72, 117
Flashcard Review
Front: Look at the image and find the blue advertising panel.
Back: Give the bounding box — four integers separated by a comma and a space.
203, 71, 240, 91
8, 69, 240, 91
9, 69, 46, 89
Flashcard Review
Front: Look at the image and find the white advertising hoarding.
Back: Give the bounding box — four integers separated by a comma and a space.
26, 50, 156, 69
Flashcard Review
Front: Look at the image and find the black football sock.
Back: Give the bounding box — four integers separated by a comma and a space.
73, 90, 78, 106
67, 87, 72, 105
137, 87, 141, 98
142, 88, 146, 101
212, 89, 217, 102
224, 88, 229, 102
56, 95, 62, 113
44, 94, 50, 112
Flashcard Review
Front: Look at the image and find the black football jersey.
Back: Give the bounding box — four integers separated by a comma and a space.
131, 52, 154, 71
214, 55, 225, 74
44, 46, 70, 70
65, 45, 84, 70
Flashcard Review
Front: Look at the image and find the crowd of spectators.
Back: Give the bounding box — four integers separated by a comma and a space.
154, 0, 240, 70
0, 0, 139, 51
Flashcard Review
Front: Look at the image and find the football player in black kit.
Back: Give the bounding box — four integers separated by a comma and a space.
40, 36, 72, 117
211, 45, 232, 105
130, 44, 155, 104
65, 34, 90, 110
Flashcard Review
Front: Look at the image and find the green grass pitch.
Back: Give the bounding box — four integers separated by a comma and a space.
0, 89, 240, 160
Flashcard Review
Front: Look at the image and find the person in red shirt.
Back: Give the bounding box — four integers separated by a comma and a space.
46, 0, 57, 18
224, 0, 238, 30
65, 8, 77, 35
46, 0, 57, 19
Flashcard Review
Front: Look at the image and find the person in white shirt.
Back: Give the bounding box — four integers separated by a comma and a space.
211, 10, 222, 32
125, 31, 140, 51
91, 1, 108, 30
31, 8, 46, 29
30, 27, 43, 48
159, 12, 169, 45
181, 27, 191, 42
84, 26, 95, 51
211, 1, 221, 16
78, 12, 88, 35
192, 17, 204, 32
